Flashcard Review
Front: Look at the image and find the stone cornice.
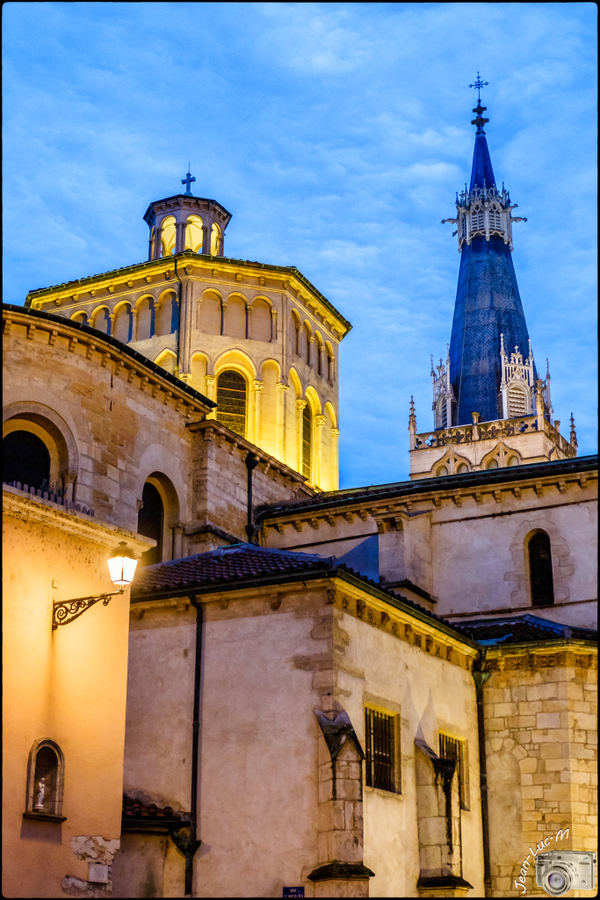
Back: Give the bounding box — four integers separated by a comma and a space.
3, 304, 215, 415
3, 486, 153, 555
258, 457, 597, 534
24, 253, 351, 339
483, 641, 597, 673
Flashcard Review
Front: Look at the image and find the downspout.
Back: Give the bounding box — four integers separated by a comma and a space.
245, 452, 259, 542
171, 593, 203, 895
473, 657, 492, 897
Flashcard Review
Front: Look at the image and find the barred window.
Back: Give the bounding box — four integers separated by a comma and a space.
216, 370, 247, 438
302, 405, 312, 480
439, 733, 469, 810
365, 708, 399, 793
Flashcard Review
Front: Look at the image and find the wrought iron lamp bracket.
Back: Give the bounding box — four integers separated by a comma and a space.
52, 589, 124, 630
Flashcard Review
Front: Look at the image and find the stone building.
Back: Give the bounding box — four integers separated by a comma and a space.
2, 90, 596, 899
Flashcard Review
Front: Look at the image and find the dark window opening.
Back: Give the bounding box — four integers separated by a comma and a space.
3, 430, 51, 492
138, 482, 164, 567
302, 405, 312, 480
529, 531, 554, 607
439, 733, 469, 810
216, 370, 247, 438
365, 708, 397, 793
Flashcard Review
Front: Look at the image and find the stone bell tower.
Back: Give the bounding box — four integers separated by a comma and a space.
409, 76, 577, 479
144, 170, 232, 260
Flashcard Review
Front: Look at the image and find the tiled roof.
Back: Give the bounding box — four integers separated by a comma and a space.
131, 544, 480, 645
256, 455, 598, 518
132, 545, 336, 596
459, 614, 597, 646
122, 795, 188, 822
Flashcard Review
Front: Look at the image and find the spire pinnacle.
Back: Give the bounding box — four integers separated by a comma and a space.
469, 72, 489, 103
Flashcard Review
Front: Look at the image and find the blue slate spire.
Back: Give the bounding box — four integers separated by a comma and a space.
445, 95, 533, 426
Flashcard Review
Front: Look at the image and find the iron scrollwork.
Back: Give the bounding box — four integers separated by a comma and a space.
52, 590, 122, 630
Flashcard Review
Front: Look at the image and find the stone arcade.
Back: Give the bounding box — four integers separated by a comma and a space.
2, 90, 596, 898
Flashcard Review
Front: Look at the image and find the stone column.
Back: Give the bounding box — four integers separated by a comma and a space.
205, 374, 216, 419
148, 229, 154, 261
331, 428, 340, 490
252, 380, 264, 446
179, 279, 192, 379
297, 399, 308, 475
276, 383, 289, 462
220, 300, 227, 336
270, 308, 278, 342
202, 223, 210, 255
246, 304, 252, 339
153, 225, 163, 260
172, 522, 186, 559
61, 470, 77, 503
175, 220, 186, 254
315, 414, 326, 488
471, 412, 480, 441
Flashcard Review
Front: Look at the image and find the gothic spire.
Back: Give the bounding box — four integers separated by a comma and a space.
444, 82, 534, 426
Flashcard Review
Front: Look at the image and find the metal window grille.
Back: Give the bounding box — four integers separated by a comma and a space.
216, 370, 247, 438
439, 733, 468, 809
302, 406, 311, 480
365, 708, 396, 792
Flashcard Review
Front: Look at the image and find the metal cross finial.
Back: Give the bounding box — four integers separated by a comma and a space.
182, 167, 196, 195
469, 72, 489, 103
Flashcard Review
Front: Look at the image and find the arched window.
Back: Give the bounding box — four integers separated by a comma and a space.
216, 370, 247, 438
160, 216, 177, 256
456, 463, 469, 474
136, 298, 155, 341
113, 305, 132, 343
436, 465, 448, 477
138, 482, 164, 567
185, 215, 204, 252
3, 431, 51, 492
507, 455, 519, 467
26, 739, 65, 819
92, 308, 110, 334
302, 405, 312, 480
155, 294, 178, 336
71, 312, 88, 325
528, 532, 554, 607
486, 458, 499, 469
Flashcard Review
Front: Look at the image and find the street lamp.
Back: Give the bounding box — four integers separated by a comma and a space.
52, 542, 138, 630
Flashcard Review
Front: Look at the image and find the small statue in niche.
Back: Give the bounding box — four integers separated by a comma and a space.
34, 777, 46, 810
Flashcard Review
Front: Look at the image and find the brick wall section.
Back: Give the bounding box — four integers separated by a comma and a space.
483, 647, 597, 896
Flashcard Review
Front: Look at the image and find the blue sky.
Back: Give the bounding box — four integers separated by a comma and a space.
3, 2, 597, 487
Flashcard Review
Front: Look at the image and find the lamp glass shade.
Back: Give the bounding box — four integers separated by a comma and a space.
108, 543, 138, 587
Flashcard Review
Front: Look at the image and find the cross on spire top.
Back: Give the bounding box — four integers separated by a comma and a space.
182, 166, 196, 195
469, 72, 489, 103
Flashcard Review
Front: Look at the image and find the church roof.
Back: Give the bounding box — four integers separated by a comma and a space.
132, 544, 336, 595
130, 544, 480, 645
256, 455, 598, 518
458, 614, 597, 646
2, 303, 216, 409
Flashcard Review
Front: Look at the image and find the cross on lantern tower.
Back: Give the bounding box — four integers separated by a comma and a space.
182, 166, 196, 195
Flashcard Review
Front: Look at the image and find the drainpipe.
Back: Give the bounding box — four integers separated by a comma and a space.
245, 453, 259, 542
172, 593, 203, 895
473, 658, 492, 897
